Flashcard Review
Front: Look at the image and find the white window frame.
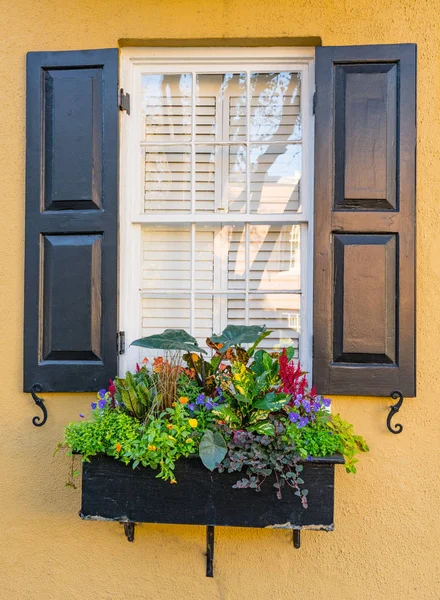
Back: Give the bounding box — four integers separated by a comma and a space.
119, 47, 315, 376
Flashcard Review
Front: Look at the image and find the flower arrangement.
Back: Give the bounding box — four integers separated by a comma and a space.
61, 326, 368, 501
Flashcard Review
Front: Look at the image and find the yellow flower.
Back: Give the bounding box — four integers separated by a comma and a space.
148, 445, 156, 451
166, 424, 174, 429
168, 435, 176, 441
170, 479, 177, 484
115, 443, 122, 453
188, 418, 198, 428
186, 438, 193, 444
179, 396, 189, 405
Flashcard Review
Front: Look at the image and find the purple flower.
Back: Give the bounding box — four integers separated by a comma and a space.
91, 402, 97, 410
187, 403, 195, 411
79, 413, 85, 418
98, 389, 107, 399
205, 400, 214, 410
296, 394, 303, 401
322, 398, 331, 408
297, 417, 309, 428
306, 454, 312, 461
196, 394, 205, 405
288, 412, 299, 423
312, 400, 321, 412
98, 399, 106, 409
302, 400, 311, 412
294, 399, 301, 408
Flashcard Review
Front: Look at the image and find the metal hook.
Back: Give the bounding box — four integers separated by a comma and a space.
30, 384, 48, 427
387, 390, 404, 434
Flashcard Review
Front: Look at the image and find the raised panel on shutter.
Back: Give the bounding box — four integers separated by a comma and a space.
24, 49, 118, 392
314, 44, 416, 397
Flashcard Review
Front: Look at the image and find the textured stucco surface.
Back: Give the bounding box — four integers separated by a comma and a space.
1, 0, 439, 598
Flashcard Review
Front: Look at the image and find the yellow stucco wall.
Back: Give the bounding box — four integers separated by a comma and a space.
1, 0, 439, 598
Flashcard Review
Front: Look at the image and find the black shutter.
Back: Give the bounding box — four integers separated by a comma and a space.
313, 44, 416, 397
24, 49, 118, 392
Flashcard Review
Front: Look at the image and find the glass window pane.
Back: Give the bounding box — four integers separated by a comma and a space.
250, 72, 301, 142
250, 144, 301, 213
194, 227, 215, 290
195, 145, 246, 213
196, 74, 246, 142
144, 146, 191, 213
195, 296, 214, 350
142, 226, 191, 290
249, 294, 300, 356
227, 226, 246, 290
249, 225, 300, 291
142, 296, 191, 334
142, 74, 192, 142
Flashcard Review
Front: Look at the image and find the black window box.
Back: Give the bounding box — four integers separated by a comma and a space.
80, 454, 344, 530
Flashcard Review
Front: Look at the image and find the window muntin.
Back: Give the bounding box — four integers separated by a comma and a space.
120, 48, 314, 375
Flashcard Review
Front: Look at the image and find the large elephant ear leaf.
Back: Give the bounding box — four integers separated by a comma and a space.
209, 325, 269, 352
131, 329, 207, 354
199, 430, 227, 471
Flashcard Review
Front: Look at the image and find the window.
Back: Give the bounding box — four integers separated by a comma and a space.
119, 48, 315, 375
24, 45, 416, 396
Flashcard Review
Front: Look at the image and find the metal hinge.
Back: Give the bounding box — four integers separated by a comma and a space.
117, 331, 126, 355
119, 88, 130, 114
313, 90, 317, 115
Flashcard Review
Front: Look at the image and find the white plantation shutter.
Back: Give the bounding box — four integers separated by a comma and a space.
120, 49, 314, 373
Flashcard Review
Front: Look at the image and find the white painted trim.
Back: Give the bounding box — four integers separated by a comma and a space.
119, 47, 315, 377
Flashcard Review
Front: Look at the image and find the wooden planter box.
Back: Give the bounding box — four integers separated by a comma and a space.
80, 453, 344, 572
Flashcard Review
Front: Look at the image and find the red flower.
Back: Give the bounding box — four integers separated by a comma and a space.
279, 349, 308, 397
108, 379, 116, 398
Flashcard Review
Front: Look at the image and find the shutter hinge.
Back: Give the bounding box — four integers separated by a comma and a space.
312, 90, 317, 115
117, 331, 126, 355
119, 88, 130, 115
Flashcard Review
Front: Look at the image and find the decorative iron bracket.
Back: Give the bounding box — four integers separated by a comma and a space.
206, 526, 214, 577
387, 390, 404, 434
30, 384, 48, 427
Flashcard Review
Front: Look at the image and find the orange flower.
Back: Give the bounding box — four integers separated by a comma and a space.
148, 445, 156, 451
115, 443, 122, 453
171, 402, 176, 407
170, 479, 177, 484
179, 396, 189, 405
166, 424, 174, 429
142, 357, 149, 365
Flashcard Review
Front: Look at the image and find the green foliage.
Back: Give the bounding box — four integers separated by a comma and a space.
131, 329, 207, 354
327, 414, 369, 473
209, 325, 269, 352
63, 403, 199, 482
218, 360, 289, 434
199, 430, 227, 471
60, 324, 369, 501
113, 367, 159, 419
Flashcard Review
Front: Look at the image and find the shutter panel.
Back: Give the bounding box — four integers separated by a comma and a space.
24, 49, 118, 392
313, 44, 416, 397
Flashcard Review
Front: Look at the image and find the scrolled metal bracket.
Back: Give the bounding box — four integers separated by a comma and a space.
30, 384, 48, 427
387, 390, 404, 434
